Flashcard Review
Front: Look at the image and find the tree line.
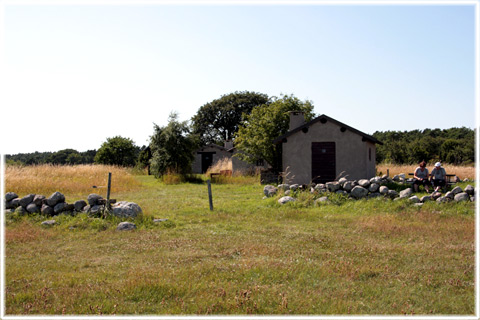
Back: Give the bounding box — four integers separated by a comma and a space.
372, 127, 475, 165
5, 91, 475, 174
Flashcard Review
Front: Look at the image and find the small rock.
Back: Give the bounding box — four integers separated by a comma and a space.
112, 201, 142, 218
74, 200, 87, 212
315, 196, 329, 204
454, 192, 469, 202
33, 195, 46, 207
379, 186, 389, 195
54, 202, 67, 214
338, 177, 348, 185
153, 218, 168, 223
399, 188, 412, 198
15, 206, 27, 215
289, 184, 299, 191
387, 190, 399, 199
413, 203, 424, 207
41, 204, 54, 216
47, 192, 65, 206
358, 179, 370, 188
19, 194, 35, 208
431, 192, 442, 200
278, 196, 295, 204
336, 190, 348, 195
368, 192, 382, 198
436, 196, 448, 203
408, 195, 420, 203
41, 220, 56, 226
420, 195, 432, 203
26, 203, 40, 214
451, 186, 463, 195
326, 182, 340, 192
87, 194, 104, 206
5, 192, 18, 202
342, 181, 354, 192
90, 205, 105, 215
464, 185, 474, 196
277, 184, 290, 191
116, 221, 136, 231
368, 183, 380, 193
351, 186, 368, 199
444, 191, 454, 200
284, 190, 291, 196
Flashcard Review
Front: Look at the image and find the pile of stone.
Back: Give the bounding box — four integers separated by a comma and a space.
263, 175, 475, 205
5, 191, 142, 218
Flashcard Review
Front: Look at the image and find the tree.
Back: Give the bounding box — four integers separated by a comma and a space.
234, 94, 315, 173
149, 112, 199, 178
191, 91, 270, 145
94, 136, 137, 166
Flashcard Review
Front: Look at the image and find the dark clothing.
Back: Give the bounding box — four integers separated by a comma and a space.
432, 179, 446, 187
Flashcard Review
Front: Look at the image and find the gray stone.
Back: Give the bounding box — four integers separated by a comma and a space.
41, 220, 56, 226
420, 195, 432, 203
454, 192, 469, 202
5, 192, 18, 202
153, 218, 168, 223
326, 182, 340, 192
33, 194, 46, 207
26, 203, 40, 214
315, 196, 329, 204
379, 186, 389, 195
289, 184, 300, 191
451, 186, 463, 195
342, 181, 354, 192
14, 206, 26, 215
464, 185, 474, 196
87, 193, 104, 206
41, 204, 54, 216
358, 179, 370, 188
368, 183, 380, 193
387, 190, 399, 199
399, 188, 413, 198
74, 200, 87, 212
54, 202, 67, 214
116, 221, 136, 231
444, 191, 454, 200
351, 186, 368, 199
314, 184, 326, 192
5, 199, 17, 209
83, 205, 91, 213
284, 190, 291, 196
471, 196, 475, 202
19, 194, 35, 208
370, 176, 382, 184
47, 192, 65, 207
111, 201, 142, 218
336, 190, 348, 195
90, 205, 105, 215
278, 196, 296, 205
431, 192, 442, 200
277, 184, 290, 191
338, 177, 348, 185
393, 175, 400, 182
408, 195, 420, 203
413, 203, 424, 207
436, 196, 448, 203
11, 198, 21, 207
368, 192, 382, 198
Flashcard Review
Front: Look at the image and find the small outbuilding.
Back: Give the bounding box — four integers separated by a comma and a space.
273, 111, 382, 185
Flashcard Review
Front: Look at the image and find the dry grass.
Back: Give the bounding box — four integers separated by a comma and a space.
376, 163, 475, 180
205, 157, 232, 176
4, 164, 141, 198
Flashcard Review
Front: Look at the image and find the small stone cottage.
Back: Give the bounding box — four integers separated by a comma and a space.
273, 111, 383, 184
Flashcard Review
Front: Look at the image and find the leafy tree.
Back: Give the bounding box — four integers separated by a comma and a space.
234, 94, 315, 173
136, 145, 152, 174
149, 112, 199, 178
47, 149, 81, 165
191, 91, 270, 145
94, 136, 137, 166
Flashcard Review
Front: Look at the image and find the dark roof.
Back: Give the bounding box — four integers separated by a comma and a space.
197, 143, 230, 152
273, 114, 383, 145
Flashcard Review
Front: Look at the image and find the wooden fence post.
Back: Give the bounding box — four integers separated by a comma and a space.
207, 179, 213, 211
104, 172, 112, 218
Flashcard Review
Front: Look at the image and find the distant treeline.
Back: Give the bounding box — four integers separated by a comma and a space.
372, 127, 475, 165
5, 127, 475, 166
5, 149, 98, 165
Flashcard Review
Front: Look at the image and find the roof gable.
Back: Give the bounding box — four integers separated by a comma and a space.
273, 114, 383, 145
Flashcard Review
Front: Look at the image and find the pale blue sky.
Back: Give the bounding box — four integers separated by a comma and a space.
1, 2, 477, 154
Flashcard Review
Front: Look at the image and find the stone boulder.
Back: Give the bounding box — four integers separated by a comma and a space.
88, 193, 104, 206
379, 186, 389, 195
343, 181, 354, 192
5, 192, 18, 202
289, 184, 300, 191
368, 183, 380, 193
370, 176, 382, 184
326, 182, 341, 192
464, 185, 474, 196
431, 192, 442, 200
26, 203, 40, 214
451, 186, 463, 195
444, 191, 454, 200
358, 179, 370, 188
278, 196, 295, 205
277, 184, 290, 191
111, 201, 142, 218
33, 195, 46, 207
338, 177, 348, 185
399, 188, 412, 198
420, 195, 432, 203
41, 220, 56, 227
116, 221, 136, 231
74, 200, 87, 212
41, 204, 54, 216
436, 196, 449, 203
314, 196, 328, 205
408, 195, 420, 203
454, 192, 470, 202
387, 190, 399, 199
263, 185, 278, 197
19, 194, 35, 208
351, 186, 368, 199
47, 192, 65, 207
54, 202, 67, 214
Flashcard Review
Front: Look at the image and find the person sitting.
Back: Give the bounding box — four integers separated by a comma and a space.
430, 162, 447, 192
412, 160, 430, 193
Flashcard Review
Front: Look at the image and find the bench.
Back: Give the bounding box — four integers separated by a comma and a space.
407, 173, 456, 191
209, 170, 232, 179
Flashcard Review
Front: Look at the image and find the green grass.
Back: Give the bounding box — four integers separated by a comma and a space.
4, 175, 475, 315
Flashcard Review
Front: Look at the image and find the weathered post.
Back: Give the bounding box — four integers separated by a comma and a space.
207, 179, 213, 211
104, 172, 112, 218
387, 169, 390, 177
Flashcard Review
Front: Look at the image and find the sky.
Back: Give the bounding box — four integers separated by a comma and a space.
0, 0, 477, 154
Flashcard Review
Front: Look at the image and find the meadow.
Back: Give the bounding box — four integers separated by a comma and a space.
3, 164, 476, 315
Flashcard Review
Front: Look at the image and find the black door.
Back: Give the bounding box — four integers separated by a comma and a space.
201, 152, 215, 173
311, 142, 336, 183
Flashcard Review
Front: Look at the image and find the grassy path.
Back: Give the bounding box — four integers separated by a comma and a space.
4, 175, 475, 315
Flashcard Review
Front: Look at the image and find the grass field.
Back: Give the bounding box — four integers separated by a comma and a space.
3, 164, 476, 315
